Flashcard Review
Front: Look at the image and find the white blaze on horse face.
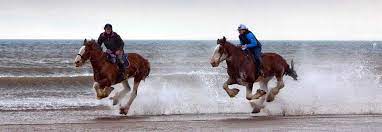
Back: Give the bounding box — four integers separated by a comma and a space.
210, 45, 221, 66
210, 45, 227, 67
74, 46, 85, 67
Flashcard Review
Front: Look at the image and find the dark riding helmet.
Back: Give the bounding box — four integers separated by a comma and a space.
104, 24, 112, 29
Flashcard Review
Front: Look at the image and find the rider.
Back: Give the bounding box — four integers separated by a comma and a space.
97, 24, 126, 74
238, 24, 263, 77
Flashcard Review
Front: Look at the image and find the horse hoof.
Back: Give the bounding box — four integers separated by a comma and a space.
252, 107, 261, 113
253, 89, 266, 99
119, 108, 127, 115
97, 93, 108, 99
229, 88, 240, 97
112, 99, 119, 105
266, 95, 275, 102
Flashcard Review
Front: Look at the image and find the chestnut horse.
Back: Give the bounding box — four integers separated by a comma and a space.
74, 39, 150, 115
210, 37, 298, 113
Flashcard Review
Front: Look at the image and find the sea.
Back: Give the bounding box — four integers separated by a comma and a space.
0, 39, 381, 116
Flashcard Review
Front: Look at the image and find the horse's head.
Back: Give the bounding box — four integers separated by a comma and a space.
74, 39, 99, 67
210, 36, 231, 67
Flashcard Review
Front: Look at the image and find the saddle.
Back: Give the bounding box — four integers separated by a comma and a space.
243, 50, 264, 78
105, 52, 130, 68
106, 52, 130, 83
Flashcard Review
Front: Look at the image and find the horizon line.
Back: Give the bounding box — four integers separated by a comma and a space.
0, 38, 381, 41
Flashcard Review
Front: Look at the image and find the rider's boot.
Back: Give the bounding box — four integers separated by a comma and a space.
117, 56, 125, 76
255, 62, 264, 80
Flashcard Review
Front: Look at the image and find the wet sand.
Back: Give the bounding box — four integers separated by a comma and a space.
0, 109, 381, 131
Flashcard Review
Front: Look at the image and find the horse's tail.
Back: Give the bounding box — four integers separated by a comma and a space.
285, 59, 298, 80
142, 58, 151, 80
146, 61, 151, 78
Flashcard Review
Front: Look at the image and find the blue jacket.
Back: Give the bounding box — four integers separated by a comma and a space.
239, 31, 261, 49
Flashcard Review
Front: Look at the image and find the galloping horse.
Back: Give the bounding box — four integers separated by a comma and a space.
74, 39, 150, 115
210, 37, 298, 113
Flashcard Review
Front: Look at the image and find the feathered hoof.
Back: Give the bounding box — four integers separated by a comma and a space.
229, 88, 240, 97
266, 95, 275, 102
96, 87, 114, 100
119, 108, 127, 115
252, 107, 261, 113
252, 89, 267, 99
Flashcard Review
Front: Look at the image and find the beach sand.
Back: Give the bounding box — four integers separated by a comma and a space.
1, 109, 381, 131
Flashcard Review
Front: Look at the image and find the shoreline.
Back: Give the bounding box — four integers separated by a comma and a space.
1, 113, 381, 131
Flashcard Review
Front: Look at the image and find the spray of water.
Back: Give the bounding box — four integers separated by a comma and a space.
112, 49, 381, 116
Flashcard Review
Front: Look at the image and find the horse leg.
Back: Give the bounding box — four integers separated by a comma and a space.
250, 77, 270, 113
252, 77, 271, 100
92, 82, 112, 99
251, 95, 267, 113
267, 76, 285, 102
94, 78, 114, 99
120, 79, 140, 115
223, 78, 239, 97
97, 86, 114, 99
93, 82, 103, 100
245, 83, 255, 100
111, 79, 131, 105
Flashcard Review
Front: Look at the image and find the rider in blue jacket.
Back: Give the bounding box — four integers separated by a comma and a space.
238, 24, 263, 77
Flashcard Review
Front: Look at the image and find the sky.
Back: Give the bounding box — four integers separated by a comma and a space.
1, 0, 381, 40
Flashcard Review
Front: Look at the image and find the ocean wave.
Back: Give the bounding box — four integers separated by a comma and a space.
0, 76, 93, 88
0, 65, 381, 116
0, 40, 381, 116
0, 66, 226, 78
0, 67, 93, 77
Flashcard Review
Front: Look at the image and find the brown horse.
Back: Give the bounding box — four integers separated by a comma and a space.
74, 39, 150, 115
210, 37, 298, 113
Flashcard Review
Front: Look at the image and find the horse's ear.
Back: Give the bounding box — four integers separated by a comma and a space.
223, 36, 226, 42
83, 39, 87, 45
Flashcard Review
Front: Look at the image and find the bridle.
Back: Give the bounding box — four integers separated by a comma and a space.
76, 44, 104, 63
77, 53, 85, 60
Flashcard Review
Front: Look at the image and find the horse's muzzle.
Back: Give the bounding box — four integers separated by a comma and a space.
210, 61, 219, 67
74, 61, 82, 67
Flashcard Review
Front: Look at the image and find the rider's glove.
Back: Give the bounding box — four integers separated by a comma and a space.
241, 45, 247, 50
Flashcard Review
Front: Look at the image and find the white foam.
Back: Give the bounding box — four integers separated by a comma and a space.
110, 59, 382, 116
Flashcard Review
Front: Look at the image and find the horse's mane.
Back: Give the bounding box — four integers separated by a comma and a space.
225, 41, 239, 48
85, 39, 104, 52
84, 39, 107, 62
222, 40, 244, 54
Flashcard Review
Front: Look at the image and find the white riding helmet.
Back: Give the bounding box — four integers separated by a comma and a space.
238, 24, 248, 30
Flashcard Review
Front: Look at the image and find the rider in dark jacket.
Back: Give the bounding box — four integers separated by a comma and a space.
97, 24, 126, 73
238, 24, 263, 77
